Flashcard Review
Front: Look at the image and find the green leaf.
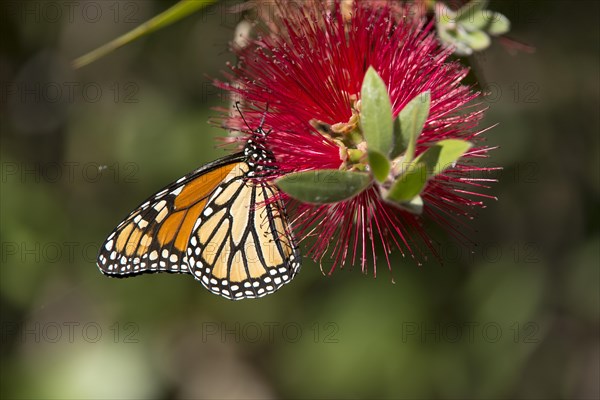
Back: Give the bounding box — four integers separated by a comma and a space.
459, 29, 491, 51
459, 10, 491, 31
391, 117, 406, 157
437, 28, 474, 56
386, 163, 428, 203
360, 67, 393, 156
397, 195, 424, 215
276, 170, 372, 204
393, 91, 431, 162
435, 3, 471, 55
456, 0, 489, 24
486, 12, 511, 35
368, 150, 391, 183
435, 2, 457, 27
72, 0, 218, 69
414, 139, 473, 177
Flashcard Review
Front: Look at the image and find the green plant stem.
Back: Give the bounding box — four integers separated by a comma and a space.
72, 0, 218, 69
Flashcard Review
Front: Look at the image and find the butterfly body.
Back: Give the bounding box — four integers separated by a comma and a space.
97, 131, 300, 300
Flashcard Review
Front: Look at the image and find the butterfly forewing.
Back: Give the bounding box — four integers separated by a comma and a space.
97, 155, 243, 277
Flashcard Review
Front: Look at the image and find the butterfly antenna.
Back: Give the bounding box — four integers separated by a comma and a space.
234, 101, 253, 132
235, 101, 270, 138
259, 103, 269, 129
259, 103, 271, 137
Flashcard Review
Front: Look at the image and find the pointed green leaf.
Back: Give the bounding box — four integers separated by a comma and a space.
415, 139, 473, 177
487, 12, 511, 35
404, 195, 424, 215
390, 195, 424, 215
368, 150, 391, 183
459, 10, 491, 31
276, 170, 371, 204
386, 163, 428, 203
360, 67, 393, 156
390, 117, 406, 158
73, 0, 218, 69
459, 29, 491, 51
394, 91, 431, 162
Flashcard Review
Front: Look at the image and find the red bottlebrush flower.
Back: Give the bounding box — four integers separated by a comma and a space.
216, 1, 497, 275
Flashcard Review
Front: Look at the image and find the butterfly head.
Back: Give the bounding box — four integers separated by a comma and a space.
244, 127, 277, 177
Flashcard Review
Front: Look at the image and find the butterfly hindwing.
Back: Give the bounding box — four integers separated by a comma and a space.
97, 154, 244, 277
186, 161, 301, 300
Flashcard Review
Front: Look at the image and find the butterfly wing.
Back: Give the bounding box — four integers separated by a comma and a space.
186, 162, 301, 300
97, 154, 245, 276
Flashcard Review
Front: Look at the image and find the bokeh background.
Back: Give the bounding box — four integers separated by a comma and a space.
1, 1, 598, 399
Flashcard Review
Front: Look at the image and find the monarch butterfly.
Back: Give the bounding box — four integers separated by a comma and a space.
96, 126, 301, 300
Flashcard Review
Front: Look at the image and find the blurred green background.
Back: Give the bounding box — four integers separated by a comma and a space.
1, 1, 598, 399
